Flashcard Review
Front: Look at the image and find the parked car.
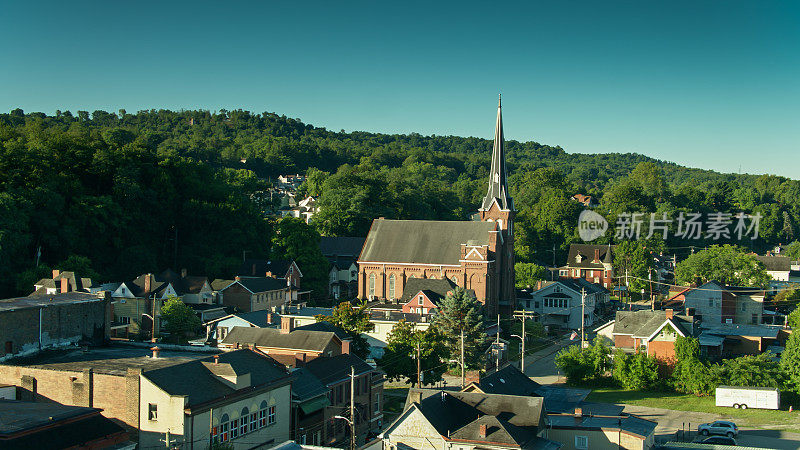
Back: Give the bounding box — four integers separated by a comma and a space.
698, 420, 738, 437
701, 435, 737, 445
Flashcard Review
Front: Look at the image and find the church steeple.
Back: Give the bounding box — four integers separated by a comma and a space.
480, 94, 513, 212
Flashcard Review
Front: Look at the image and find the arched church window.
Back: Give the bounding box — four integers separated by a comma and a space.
388, 274, 396, 299
369, 273, 376, 298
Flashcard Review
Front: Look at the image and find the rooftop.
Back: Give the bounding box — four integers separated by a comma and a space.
0, 291, 105, 313
1, 345, 212, 376
221, 326, 339, 352
548, 413, 657, 438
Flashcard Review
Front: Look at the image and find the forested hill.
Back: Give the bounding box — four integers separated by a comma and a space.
0, 108, 797, 297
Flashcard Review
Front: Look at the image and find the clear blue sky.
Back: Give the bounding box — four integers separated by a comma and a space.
2, 1, 798, 177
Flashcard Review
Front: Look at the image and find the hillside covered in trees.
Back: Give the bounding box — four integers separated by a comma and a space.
1, 108, 797, 297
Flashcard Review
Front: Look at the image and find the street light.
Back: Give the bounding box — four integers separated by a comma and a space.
333, 415, 355, 450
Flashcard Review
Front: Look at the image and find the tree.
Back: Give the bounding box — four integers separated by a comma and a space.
612, 351, 659, 390
613, 240, 654, 294
56, 254, 100, 280
774, 289, 800, 304
515, 262, 547, 288
378, 320, 448, 386
675, 245, 770, 288
160, 297, 201, 339
781, 332, 800, 393
787, 307, 800, 329
432, 287, 487, 370
719, 353, 784, 388
271, 217, 330, 300
555, 344, 595, 384
316, 301, 374, 359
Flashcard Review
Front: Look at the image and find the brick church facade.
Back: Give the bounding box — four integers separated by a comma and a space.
357, 97, 516, 317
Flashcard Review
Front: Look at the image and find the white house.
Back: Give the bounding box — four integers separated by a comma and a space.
519, 279, 608, 331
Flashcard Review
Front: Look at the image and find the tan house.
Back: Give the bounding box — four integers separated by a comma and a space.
218, 277, 292, 313
546, 409, 657, 450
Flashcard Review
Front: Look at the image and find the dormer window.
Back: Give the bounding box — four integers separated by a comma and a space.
418, 295, 424, 306
575, 254, 583, 263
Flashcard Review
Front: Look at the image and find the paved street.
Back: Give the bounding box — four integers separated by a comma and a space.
522, 335, 576, 384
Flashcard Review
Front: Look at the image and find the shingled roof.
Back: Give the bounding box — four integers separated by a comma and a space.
474, 364, 542, 397
359, 219, 496, 266
565, 244, 615, 269
398, 278, 456, 304
319, 236, 366, 258
612, 310, 693, 338
221, 326, 339, 352
755, 255, 791, 272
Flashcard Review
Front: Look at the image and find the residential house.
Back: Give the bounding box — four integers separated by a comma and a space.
697, 323, 791, 359
611, 309, 695, 362
239, 259, 303, 289
139, 349, 292, 450
518, 279, 608, 331
303, 354, 385, 447
320, 236, 366, 300
289, 367, 331, 446
0, 291, 110, 361
397, 278, 459, 315
666, 280, 765, 325
557, 244, 615, 288
381, 389, 560, 450
547, 410, 657, 450
277, 174, 306, 190
219, 319, 345, 368
0, 400, 132, 450
754, 255, 800, 294
218, 276, 292, 313
280, 196, 317, 223
206, 311, 279, 342
32, 270, 99, 295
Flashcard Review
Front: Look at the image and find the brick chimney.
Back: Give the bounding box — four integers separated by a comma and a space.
593, 249, 600, 263
267, 313, 273, 324
52, 269, 60, 278
235, 276, 241, 281
665, 308, 674, 320
181, 268, 187, 278
341, 339, 351, 355
213, 354, 219, 365
144, 274, 152, 294
60, 277, 70, 293
479, 424, 488, 438
281, 316, 294, 334
574, 407, 583, 418
151, 346, 160, 359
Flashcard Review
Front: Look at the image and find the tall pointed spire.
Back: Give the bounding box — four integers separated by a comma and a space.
480, 94, 513, 211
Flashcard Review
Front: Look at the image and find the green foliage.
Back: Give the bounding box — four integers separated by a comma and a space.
612, 351, 659, 390
378, 320, 448, 386
160, 297, 201, 338
788, 308, 800, 329
613, 240, 656, 293
674, 336, 700, 362
719, 353, 784, 388
785, 241, 800, 261
270, 217, 329, 299
514, 262, 547, 288
675, 244, 770, 287
672, 357, 717, 396
432, 287, 487, 370
781, 332, 800, 393
316, 301, 374, 359
554, 338, 610, 384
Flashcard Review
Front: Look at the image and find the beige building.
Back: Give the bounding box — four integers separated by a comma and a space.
139, 349, 292, 449
545, 410, 656, 450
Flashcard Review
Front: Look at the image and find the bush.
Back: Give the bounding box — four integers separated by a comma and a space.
612, 351, 659, 390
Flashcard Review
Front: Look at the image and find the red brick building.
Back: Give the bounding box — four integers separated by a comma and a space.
557, 244, 615, 288
357, 97, 516, 317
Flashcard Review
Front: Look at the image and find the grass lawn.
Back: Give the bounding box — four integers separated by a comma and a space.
587, 387, 800, 433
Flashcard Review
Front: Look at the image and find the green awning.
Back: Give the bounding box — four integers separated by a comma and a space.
299, 396, 330, 415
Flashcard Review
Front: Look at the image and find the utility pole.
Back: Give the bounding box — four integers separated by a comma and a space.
350, 366, 356, 450
460, 328, 465, 389
520, 312, 526, 371
416, 341, 421, 387
151, 291, 157, 343
649, 268, 654, 310
495, 314, 500, 370
580, 288, 586, 348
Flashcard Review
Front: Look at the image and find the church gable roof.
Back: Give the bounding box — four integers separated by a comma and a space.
359, 219, 496, 266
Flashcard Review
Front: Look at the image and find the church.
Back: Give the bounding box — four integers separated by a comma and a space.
357, 97, 516, 317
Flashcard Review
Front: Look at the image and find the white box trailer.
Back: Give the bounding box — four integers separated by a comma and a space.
715, 385, 780, 410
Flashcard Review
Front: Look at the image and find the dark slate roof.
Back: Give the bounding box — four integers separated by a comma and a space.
0, 401, 127, 450
755, 255, 791, 272
327, 255, 357, 270
211, 279, 235, 291
33, 271, 97, 293
142, 349, 290, 408
403, 389, 548, 448
565, 244, 615, 269
303, 354, 375, 386
183, 276, 209, 294
319, 236, 366, 257
612, 310, 693, 338
290, 367, 330, 402
398, 278, 456, 304
229, 311, 273, 328
700, 323, 783, 339
360, 219, 496, 265
477, 364, 541, 397
221, 326, 338, 352
294, 321, 350, 340
228, 277, 288, 293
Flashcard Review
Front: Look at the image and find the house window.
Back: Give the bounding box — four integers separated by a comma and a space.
259, 402, 268, 427
220, 418, 230, 442
575, 435, 589, 449
708, 298, 714, 307
120, 316, 131, 325
148, 403, 158, 420
268, 405, 276, 425
218, 326, 228, 340
250, 411, 258, 432
418, 295, 424, 305
230, 418, 239, 439
374, 393, 381, 413
388, 274, 396, 299
369, 273, 376, 298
